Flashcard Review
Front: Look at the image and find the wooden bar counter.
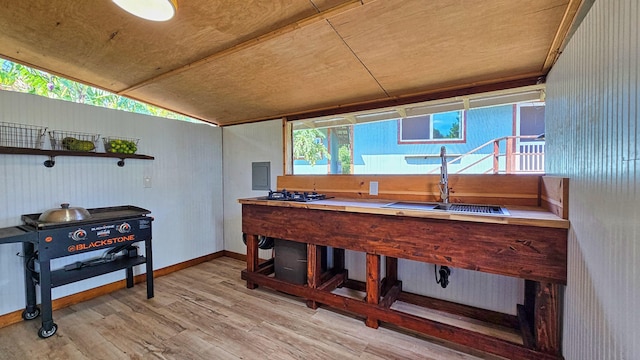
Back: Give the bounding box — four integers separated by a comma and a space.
240, 197, 568, 360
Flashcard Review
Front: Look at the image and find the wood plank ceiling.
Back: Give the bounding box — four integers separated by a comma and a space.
0, 0, 582, 126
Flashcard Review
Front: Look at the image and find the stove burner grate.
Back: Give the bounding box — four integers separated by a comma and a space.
267, 189, 327, 202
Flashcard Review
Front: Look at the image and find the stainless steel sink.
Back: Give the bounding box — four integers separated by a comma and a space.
382, 201, 439, 211
433, 203, 510, 215
383, 201, 510, 215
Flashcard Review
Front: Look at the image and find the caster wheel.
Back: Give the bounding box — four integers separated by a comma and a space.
21, 308, 40, 320
38, 323, 57, 339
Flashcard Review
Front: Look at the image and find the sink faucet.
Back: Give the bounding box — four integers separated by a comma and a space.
439, 146, 449, 204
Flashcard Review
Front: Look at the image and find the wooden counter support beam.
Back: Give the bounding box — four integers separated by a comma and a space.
256, 258, 274, 275
245, 234, 258, 289
380, 283, 402, 309
241, 270, 561, 360
333, 248, 345, 272
517, 304, 536, 349
306, 244, 322, 309
380, 256, 401, 308
318, 270, 347, 292
382, 256, 398, 295
535, 282, 560, 355
522, 280, 561, 355
385, 257, 398, 283
365, 253, 381, 328
399, 292, 519, 329
524, 279, 537, 326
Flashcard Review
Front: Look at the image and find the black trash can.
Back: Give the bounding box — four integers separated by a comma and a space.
274, 239, 327, 285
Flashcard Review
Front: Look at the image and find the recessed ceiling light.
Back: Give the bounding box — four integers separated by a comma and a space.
112, 0, 178, 22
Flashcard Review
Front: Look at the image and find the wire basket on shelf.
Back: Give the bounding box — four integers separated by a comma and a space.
103, 136, 139, 154
0, 122, 47, 149
48, 130, 100, 152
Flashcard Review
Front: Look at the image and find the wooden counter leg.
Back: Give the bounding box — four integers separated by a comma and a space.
524, 279, 536, 326
333, 247, 345, 272
382, 256, 398, 295
535, 282, 560, 355
306, 243, 322, 309
246, 234, 258, 289
386, 257, 398, 283
365, 253, 381, 328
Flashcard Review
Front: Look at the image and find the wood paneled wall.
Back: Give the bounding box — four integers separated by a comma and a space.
541, 176, 569, 219
278, 174, 542, 206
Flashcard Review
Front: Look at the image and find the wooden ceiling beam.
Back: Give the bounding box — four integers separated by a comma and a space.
118, 0, 364, 96
283, 75, 545, 123
542, 0, 584, 71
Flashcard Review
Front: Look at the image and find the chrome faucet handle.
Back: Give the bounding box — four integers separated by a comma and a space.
439, 183, 449, 204
439, 146, 449, 203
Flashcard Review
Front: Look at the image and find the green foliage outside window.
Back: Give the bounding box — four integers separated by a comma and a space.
0, 59, 197, 122
448, 120, 460, 138
338, 144, 351, 174
433, 114, 461, 139
293, 129, 330, 166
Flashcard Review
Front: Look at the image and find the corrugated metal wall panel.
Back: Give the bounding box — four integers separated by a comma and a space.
0, 91, 223, 315
546, 0, 639, 358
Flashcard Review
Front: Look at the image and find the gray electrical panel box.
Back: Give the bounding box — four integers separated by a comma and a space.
251, 162, 270, 191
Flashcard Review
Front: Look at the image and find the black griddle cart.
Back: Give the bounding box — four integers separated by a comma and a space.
0, 205, 154, 338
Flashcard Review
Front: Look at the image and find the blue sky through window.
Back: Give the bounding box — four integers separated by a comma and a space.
432, 111, 460, 138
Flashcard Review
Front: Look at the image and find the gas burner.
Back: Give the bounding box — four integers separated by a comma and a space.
267, 189, 290, 200
302, 192, 326, 201
267, 189, 328, 202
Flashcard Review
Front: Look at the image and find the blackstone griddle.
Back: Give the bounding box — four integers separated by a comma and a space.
0, 205, 154, 338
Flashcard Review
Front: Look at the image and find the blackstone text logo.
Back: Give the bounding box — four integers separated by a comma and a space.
93, 224, 115, 238
67, 235, 135, 252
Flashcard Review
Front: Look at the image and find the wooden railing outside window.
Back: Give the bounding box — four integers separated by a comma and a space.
428, 135, 545, 175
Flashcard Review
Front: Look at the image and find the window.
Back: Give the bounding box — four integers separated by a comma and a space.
289, 85, 545, 175
514, 102, 545, 173
399, 110, 464, 143
401, 115, 431, 141
517, 102, 545, 141
0, 58, 205, 124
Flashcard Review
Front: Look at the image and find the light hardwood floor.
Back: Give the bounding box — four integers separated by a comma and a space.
0, 257, 502, 360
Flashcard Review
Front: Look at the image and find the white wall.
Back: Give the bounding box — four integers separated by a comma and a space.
0, 91, 223, 315
222, 119, 283, 258
546, 0, 639, 358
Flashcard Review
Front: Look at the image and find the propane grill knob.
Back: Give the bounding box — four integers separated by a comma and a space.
117, 223, 131, 233
71, 229, 87, 241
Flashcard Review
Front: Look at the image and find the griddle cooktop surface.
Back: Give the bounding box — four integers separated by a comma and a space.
21, 205, 151, 229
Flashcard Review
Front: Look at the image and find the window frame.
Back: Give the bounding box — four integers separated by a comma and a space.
515, 102, 545, 142
285, 85, 546, 175
397, 110, 467, 144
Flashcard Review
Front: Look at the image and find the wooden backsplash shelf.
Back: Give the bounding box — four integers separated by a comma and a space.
278, 174, 568, 218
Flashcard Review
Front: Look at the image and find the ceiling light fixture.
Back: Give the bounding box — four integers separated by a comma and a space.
112, 0, 178, 22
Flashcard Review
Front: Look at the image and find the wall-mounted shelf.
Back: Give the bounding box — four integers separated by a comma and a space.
0, 146, 154, 167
